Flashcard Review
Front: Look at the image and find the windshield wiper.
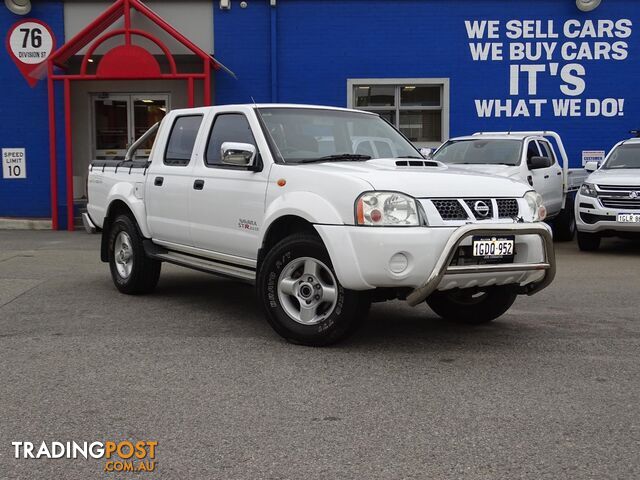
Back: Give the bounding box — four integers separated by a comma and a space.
299, 154, 372, 164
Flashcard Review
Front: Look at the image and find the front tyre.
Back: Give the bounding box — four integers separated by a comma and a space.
552, 197, 576, 242
108, 214, 161, 294
257, 234, 369, 346
577, 231, 601, 251
426, 286, 518, 325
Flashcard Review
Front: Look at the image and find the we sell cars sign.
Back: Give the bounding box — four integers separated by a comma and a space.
465, 19, 632, 119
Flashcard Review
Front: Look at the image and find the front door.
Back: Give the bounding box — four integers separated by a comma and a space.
189, 110, 269, 260
526, 139, 563, 216
92, 93, 169, 160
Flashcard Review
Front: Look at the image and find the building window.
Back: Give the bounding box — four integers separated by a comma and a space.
347, 79, 449, 147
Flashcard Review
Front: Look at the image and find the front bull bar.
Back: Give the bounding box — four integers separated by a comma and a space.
406, 223, 556, 306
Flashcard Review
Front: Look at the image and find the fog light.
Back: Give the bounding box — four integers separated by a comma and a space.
389, 253, 409, 274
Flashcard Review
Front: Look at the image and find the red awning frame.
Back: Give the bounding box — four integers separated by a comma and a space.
46, 0, 233, 230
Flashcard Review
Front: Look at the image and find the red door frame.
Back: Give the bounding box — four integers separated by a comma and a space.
46, 0, 227, 230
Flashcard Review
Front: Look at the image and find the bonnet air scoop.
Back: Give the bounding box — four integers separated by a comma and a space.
395, 159, 439, 167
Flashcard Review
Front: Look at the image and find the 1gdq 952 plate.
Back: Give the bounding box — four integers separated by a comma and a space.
472, 235, 515, 258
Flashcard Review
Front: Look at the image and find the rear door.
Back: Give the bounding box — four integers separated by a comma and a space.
189, 108, 270, 260
526, 139, 560, 214
145, 112, 205, 245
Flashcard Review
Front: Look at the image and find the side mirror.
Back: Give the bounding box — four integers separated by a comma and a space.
585, 160, 600, 173
528, 156, 552, 170
420, 147, 434, 159
221, 142, 256, 167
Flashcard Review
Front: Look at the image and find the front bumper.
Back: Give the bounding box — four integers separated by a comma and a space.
575, 193, 640, 234
315, 222, 555, 305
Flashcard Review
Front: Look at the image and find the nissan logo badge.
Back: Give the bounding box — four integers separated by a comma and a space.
474, 201, 491, 218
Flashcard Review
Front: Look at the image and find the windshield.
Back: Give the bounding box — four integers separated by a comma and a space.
257, 108, 420, 163
602, 143, 640, 169
432, 139, 522, 166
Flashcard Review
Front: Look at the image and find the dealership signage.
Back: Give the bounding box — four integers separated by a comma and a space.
581, 150, 606, 166
465, 19, 632, 118
6, 19, 55, 87
2, 148, 27, 179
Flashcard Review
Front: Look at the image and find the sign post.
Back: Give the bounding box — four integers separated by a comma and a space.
6, 19, 55, 87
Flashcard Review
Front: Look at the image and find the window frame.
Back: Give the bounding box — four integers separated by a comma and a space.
204, 112, 259, 170
347, 78, 450, 147
163, 114, 204, 167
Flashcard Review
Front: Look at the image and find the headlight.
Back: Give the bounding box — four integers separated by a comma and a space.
524, 191, 547, 222
356, 192, 422, 226
580, 182, 598, 198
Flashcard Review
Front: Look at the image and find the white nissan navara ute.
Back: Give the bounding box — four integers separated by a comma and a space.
85, 104, 556, 346
575, 137, 640, 251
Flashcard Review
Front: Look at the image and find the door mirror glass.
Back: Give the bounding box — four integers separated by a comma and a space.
221, 142, 256, 167
585, 160, 600, 173
528, 156, 552, 170
420, 147, 434, 159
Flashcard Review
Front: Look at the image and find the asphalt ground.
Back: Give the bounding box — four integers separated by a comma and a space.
0, 230, 638, 479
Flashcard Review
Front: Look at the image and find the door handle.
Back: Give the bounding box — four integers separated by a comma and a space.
557, 171, 562, 176
193, 179, 205, 190
154, 176, 164, 186
544, 175, 550, 179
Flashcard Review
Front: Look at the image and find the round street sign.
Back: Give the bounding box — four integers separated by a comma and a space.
6, 19, 55, 87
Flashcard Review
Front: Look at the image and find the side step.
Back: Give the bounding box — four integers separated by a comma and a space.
144, 241, 256, 283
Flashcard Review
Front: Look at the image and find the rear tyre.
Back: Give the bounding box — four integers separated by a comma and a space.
553, 196, 576, 242
108, 214, 161, 294
577, 231, 601, 251
426, 286, 518, 325
257, 233, 369, 346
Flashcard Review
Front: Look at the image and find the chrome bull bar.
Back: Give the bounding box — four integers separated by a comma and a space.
406, 223, 555, 306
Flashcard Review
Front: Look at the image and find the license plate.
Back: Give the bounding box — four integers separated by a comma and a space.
472, 236, 515, 258
617, 213, 640, 223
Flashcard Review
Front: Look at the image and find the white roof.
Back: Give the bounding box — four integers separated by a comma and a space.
213, 103, 377, 115
449, 134, 533, 141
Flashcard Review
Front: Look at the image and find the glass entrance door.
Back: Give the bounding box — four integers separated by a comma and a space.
92, 93, 169, 160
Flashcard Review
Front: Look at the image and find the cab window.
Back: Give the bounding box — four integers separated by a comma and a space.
537, 141, 557, 165
205, 113, 256, 167
526, 140, 542, 163
164, 115, 203, 166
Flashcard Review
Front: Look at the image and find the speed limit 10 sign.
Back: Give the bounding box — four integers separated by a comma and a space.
6, 19, 55, 87
2, 148, 27, 179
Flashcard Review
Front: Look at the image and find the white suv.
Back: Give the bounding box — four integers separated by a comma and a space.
576, 138, 640, 250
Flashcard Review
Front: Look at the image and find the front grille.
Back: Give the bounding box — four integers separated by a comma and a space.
596, 185, 640, 210
432, 200, 468, 220
464, 199, 493, 220
597, 184, 640, 191
600, 199, 640, 210
496, 199, 520, 218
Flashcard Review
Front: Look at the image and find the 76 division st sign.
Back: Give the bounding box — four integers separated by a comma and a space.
2, 148, 27, 179
6, 19, 55, 87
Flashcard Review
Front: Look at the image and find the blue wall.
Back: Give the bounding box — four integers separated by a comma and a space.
215, 0, 640, 168
0, 1, 65, 219
1, 0, 638, 219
